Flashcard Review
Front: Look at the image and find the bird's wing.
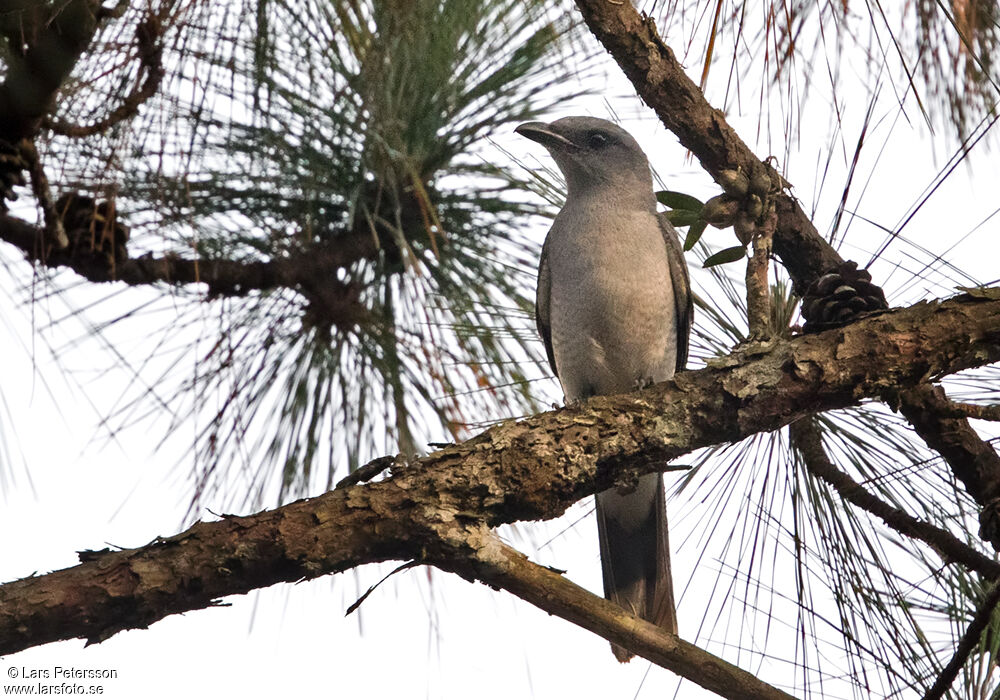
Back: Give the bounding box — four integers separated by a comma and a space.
659, 215, 693, 372
535, 237, 558, 378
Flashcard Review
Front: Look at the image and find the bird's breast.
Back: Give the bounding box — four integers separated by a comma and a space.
545, 206, 678, 400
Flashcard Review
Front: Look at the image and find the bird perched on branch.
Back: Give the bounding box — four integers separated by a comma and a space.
516, 116, 692, 661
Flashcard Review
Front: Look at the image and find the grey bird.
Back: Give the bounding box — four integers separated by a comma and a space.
516, 116, 692, 661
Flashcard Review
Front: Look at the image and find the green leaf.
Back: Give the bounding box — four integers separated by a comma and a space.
683, 219, 707, 251
656, 189, 704, 212
703, 245, 746, 268
665, 209, 701, 227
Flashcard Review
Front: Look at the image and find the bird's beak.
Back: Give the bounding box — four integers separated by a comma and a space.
515, 122, 576, 151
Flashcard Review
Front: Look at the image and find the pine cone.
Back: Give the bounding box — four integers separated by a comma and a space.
0, 139, 28, 210
800, 261, 887, 332
55, 193, 129, 268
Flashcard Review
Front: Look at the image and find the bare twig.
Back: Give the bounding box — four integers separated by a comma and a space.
45, 11, 165, 139
940, 401, 1000, 423
745, 212, 775, 338
345, 561, 418, 616
20, 140, 68, 249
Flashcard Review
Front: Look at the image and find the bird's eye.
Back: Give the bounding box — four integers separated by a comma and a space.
587, 131, 610, 149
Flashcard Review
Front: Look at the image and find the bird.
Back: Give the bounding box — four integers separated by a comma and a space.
516, 116, 692, 661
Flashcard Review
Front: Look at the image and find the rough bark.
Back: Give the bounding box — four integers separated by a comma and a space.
2, 292, 1000, 660
898, 384, 1000, 548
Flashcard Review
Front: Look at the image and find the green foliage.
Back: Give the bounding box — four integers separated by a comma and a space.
655, 188, 703, 211
702, 244, 745, 267
47, 0, 588, 506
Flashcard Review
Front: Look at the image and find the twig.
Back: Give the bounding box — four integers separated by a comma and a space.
921, 579, 1000, 700
345, 561, 417, 615
941, 401, 1000, 423
20, 140, 68, 249
46, 12, 166, 139
788, 418, 1000, 579
335, 455, 400, 489
745, 211, 774, 338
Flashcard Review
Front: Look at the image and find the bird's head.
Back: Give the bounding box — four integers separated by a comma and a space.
515, 116, 654, 200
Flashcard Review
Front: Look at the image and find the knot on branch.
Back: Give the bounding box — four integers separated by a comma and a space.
800, 261, 888, 332
54, 192, 129, 271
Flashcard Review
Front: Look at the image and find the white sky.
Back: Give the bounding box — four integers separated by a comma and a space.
4, 5, 1000, 700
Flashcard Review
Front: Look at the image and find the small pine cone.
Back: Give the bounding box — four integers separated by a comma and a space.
56, 193, 130, 268
800, 261, 888, 332
0, 139, 28, 209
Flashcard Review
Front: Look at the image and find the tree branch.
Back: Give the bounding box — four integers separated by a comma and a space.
898, 385, 1000, 550
788, 417, 1000, 579
443, 533, 798, 700
2, 292, 1000, 658
940, 401, 1000, 423
0, 213, 371, 320
572, 0, 1000, 551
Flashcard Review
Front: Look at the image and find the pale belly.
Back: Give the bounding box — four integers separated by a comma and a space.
546, 209, 678, 401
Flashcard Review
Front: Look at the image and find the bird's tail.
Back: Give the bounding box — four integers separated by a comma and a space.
595, 472, 676, 662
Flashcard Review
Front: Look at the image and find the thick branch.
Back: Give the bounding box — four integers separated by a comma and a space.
2, 292, 1000, 656
898, 385, 1000, 549
573, 0, 1000, 549
0, 212, 372, 309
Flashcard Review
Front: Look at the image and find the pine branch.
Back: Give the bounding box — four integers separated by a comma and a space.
898, 384, 1000, 549
572, 0, 1000, 552
0, 212, 370, 320
444, 534, 798, 700
788, 417, 1000, 579
2, 291, 1000, 660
